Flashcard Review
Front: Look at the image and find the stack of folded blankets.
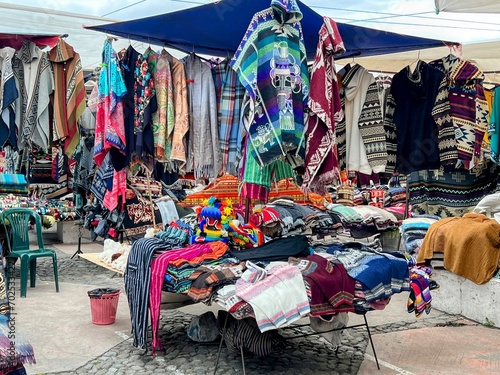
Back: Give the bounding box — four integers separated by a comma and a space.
0, 174, 28, 194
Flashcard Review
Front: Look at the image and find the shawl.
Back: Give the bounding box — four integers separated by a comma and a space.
48, 38, 86, 157
430, 54, 488, 169
94, 40, 128, 168
230, 0, 309, 167
212, 59, 246, 175
184, 53, 221, 179
167, 52, 189, 174
149, 49, 174, 163
12, 40, 54, 151
418, 213, 500, 284
490, 86, 500, 164
0, 47, 18, 149
302, 17, 345, 194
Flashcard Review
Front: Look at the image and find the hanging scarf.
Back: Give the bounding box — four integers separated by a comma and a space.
94, 40, 128, 169
184, 53, 221, 179
48, 38, 86, 157
302, 17, 345, 194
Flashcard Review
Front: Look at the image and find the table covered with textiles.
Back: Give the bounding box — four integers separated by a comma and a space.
123, 229, 437, 359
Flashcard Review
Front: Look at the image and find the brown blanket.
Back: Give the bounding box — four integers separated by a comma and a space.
418, 213, 500, 284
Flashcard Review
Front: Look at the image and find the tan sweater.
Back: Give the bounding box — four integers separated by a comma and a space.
418, 213, 500, 284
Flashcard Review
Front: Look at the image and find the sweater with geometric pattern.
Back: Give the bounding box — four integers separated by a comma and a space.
384, 61, 457, 174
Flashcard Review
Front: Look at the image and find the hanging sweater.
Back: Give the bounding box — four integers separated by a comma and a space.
384, 61, 457, 174
230, 0, 310, 167
337, 64, 385, 175
429, 54, 488, 169
48, 38, 86, 157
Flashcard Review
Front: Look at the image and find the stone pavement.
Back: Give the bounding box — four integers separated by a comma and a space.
10, 239, 500, 375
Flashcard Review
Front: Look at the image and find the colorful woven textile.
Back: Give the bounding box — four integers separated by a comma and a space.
94, 40, 128, 168
408, 163, 499, 218
302, 17, 344, 194
230, 0, 309, 166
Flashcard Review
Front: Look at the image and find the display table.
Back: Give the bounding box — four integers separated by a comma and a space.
79, 253, 124, 276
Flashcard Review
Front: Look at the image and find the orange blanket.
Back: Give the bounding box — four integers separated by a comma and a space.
418, 213, 500, 284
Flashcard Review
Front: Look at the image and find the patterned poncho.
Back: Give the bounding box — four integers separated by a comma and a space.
230, 0, 310, 167
429, 54, 488, 170
302, 17, 345, 194
48, 38, 86, 157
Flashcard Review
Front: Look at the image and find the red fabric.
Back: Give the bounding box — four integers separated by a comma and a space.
302, 17, 345, 195
0, 34, 59, 50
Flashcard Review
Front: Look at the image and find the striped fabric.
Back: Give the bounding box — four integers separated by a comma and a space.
217, 310, 286, 357
149, 242, 228, 355
48, 38, 86, 157
235, 262, 310, 333
212, 59, 246, 175
124, 238, 168, 351
0, 174, 27, 186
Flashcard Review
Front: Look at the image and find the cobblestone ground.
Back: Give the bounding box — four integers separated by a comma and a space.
32, 250, 466, 375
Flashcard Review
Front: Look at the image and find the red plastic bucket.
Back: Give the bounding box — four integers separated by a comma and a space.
88, 290, 121, 325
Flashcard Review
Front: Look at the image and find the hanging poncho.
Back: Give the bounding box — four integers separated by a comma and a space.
230, 0, 310, 167
94, 40, 128, 169
48, 38, 86, 157
0, 47, 18, 150
302, 17, 345, 194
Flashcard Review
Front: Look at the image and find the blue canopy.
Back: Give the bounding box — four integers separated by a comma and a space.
85, 0, 448, 60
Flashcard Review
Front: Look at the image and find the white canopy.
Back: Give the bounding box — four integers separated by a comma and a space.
435, 0, 500, 13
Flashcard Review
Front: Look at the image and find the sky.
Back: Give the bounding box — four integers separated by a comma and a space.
2, 0, 500, 69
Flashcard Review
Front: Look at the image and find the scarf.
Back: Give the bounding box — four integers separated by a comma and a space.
184, 53, 221, 179
302, 17, 345, 194
48, 38, 86, 157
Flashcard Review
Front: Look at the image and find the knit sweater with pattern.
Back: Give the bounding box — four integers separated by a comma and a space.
384, 61, 457, 174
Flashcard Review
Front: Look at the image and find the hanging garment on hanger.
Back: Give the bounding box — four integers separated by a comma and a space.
375, 74, 392, 119
429, 54, 488, 170
336, 63, 386, 175
211, 58, 246, 176
384, 60, 457, 175
133, 47, 157, 159
183, 53, 221, 179
12, 39, 53, 153
0, 47, 18, 150
302, 17, 345, 195
230, 0, 309, 167
48, 38, 86, 158
148, 48, 174, 164
162, 49, 189, 175
94, 39, 128, 170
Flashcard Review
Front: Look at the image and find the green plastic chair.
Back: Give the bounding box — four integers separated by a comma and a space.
1, 208, 59, 298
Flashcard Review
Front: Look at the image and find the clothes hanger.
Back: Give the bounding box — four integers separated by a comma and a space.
408, 50, 421, 74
